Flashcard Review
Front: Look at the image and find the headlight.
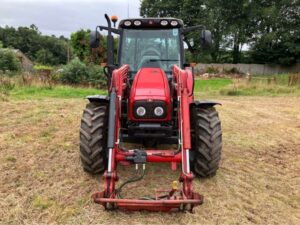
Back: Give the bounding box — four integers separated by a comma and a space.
136, 106, 146, 116
124, 20, 132, 26
160, 20, 168, 26
134, 20, 142, 26
154, 106, 164, 116
170, 20, 178, 26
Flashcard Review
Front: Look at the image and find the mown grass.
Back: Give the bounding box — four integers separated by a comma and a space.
10, 85, 106, 99
1, 97, 300, 224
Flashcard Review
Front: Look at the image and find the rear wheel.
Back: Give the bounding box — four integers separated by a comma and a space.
79, 102, 108, 174
191, 106, 222, 177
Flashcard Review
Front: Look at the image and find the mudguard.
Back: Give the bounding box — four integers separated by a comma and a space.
86, 95, 109, 103
191, 100, 221, 107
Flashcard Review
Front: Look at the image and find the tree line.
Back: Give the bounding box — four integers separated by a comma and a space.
0, 25, 68, 65
1, 0, 299, 67
0, 25, 111, 67
141, 0, 300, 65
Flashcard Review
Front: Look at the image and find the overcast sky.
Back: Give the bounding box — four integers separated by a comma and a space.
0, 0, 141, 38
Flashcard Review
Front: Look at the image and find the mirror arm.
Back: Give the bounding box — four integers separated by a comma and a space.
182, 25, 206, 34
96, 26, 121, 35
183, 37, 196, 53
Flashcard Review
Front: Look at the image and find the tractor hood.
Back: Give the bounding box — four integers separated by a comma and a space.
129, 68, 171, 121
130, 68, 170, 99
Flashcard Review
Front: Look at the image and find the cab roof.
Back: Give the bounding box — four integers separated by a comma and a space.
118, 18, 184, 29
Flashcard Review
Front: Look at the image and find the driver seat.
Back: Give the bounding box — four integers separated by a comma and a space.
137, 48, 163, 70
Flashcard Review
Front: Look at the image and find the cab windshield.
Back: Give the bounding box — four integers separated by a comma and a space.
120, 29, 181, 74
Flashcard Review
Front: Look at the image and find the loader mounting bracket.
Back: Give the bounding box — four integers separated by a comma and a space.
125, 150, 147, 164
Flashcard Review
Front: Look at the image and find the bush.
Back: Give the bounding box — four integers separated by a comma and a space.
206, 66, 219, 74
86, 64, 107, 87
60, 58, 107, 87
60, 58, 89, 84
33, 65, 53, 71
223, 67, 240, 74
0, 49, 21, 73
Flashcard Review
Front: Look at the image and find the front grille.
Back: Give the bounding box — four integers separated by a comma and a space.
133, 100, 167, 119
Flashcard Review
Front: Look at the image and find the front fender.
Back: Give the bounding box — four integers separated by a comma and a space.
86, 95, 109, 104
190, 100, 221, 108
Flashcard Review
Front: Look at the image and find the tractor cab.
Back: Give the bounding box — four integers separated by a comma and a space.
90, 15, 212, 82
118, 18, 184, 80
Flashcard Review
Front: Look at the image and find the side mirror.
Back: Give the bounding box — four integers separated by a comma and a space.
201, 30, 212, 48
90, 31, 100, 48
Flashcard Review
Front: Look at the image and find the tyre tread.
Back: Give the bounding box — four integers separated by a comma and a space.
79, 102, 108, 175
191, 106, 222, 178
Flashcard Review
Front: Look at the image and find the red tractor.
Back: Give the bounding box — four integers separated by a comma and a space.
79, 14, 222, 212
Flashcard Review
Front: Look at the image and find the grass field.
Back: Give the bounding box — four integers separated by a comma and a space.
10, 85, 106, 99
194, 75, 300, 97
0, 96, 299, 224
194, 78, 233, 92
0, 75, 299, 224
1, 74, 299, 100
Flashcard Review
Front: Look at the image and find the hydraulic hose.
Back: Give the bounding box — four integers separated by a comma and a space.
115, 166, 146, 199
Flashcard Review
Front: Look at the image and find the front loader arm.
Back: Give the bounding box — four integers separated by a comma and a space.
104, 65, 129, 200
172, 65, 195, 198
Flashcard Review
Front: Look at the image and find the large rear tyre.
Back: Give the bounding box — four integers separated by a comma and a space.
79, 102, 108, 174
191, 106, 222, 177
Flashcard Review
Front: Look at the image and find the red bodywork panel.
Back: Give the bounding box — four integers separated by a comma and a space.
129, 68, 171, 121
186, 69, 194, 96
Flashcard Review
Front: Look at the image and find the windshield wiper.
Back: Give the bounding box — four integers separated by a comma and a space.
149, 59, 179, 62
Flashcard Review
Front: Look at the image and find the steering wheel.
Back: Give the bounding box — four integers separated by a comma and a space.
141, 48, 161, 58
137, 48, 162, 69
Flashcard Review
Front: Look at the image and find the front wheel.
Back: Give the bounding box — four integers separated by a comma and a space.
191, 106, 222, 177
79, 102, 108, 174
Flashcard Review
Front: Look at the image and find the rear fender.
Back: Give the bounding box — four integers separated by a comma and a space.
87, 95, 109, 104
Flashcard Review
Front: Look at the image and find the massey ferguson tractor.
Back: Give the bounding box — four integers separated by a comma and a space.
79, 14, 222, 212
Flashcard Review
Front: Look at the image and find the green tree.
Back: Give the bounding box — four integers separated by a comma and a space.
251, 0, 300, 65
70, 29, 90, 61
35, 49, 56, 65
40, 35, 68, 65
218, 0, 260, 63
